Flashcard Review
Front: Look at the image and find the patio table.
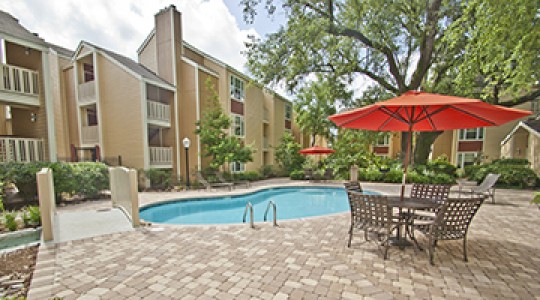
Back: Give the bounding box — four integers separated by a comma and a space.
386, 196, 440, 248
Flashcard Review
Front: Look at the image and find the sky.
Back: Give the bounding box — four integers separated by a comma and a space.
0, 0, 286, 72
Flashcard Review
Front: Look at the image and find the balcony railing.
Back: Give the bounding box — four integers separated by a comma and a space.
78, 81, 96, 104
81, 125, 99, 144
149, 146, 172, 167
147, 100, 170, 124
0, 63, 39, 96
0, 137, 44, 162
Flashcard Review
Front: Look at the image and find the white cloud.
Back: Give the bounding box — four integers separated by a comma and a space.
0, 0, 254, 71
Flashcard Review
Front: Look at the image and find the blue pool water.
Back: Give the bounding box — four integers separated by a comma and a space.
140, 187, 373, 225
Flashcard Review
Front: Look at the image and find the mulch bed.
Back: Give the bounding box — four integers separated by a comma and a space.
0, 245, 39, 298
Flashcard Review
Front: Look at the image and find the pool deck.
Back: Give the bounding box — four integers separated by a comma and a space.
28, 179, 540, 299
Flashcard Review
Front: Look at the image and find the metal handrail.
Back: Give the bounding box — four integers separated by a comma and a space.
263, 201, 278, 227
242, 202, 254, 228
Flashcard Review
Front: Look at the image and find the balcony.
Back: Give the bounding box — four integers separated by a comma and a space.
78, 81, 96, 104
81, 125, 99, 144
0, 63, 40, 106
0, 137, 45, 162
149, 146, 172, 168
147, 100, 171, 127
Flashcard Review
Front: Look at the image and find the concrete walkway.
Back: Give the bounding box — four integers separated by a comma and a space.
53, 208, 133, 243
27, 180, 540, 299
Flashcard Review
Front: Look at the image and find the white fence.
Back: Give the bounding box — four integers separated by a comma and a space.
81, 125, 99, 144
109, 167, 140, 227
0, 63, 39, 96
149, 146, 172, 166
147, 100, 171, 123
0, 137, 44, 162
78, 81, 96, 104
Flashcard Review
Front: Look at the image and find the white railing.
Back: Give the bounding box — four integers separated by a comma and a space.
0, 137, 44, 162
0, 63, 39, 96
149, 146, 172, 166
81, 125, 99, 144
78, 81, 96, 104
147, 100, 170, 123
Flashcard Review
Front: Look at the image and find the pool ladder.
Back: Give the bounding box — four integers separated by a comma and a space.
242, 201, 278, 228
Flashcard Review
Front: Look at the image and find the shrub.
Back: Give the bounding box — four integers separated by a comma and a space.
406, 170, 430, 183
234, 171, 260, 181
144, 168, 175, 189
259, 165, 277, 179
383, 169, 403, 183
274, 132, 305, 175
26, 205, 41, 226
465, 160, 538, 188
290, 170, 305, 180
0, 161, 49, 200
359, 167, 383, 182
3, 211, 18, 231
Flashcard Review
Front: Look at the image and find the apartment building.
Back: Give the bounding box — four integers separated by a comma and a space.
0, 7, 302, 183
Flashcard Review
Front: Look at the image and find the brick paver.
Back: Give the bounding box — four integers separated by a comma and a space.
27, 181, 540, 299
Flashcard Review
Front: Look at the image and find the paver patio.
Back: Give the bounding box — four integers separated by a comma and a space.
27, 181, 540, 299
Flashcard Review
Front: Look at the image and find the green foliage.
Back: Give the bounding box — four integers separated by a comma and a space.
490, 158, 530, 166
144, 169, 175, 189
195, 79, 253, 171
382, 169, 403, 183
358, 166, 383, 182
233, 171, 260, 181
0, 181, 4, 212
426, 157, 457, 177
465, 159, 538, 188
259, 165, 277, 179
3, 211, 18, 231
405, 171, 430, 184
26, 206, 41, 226
532, 192, 540, 207
274, 132, 305, 174
328, 129, 378, 179
290, 170, 305, 180
0, 162, 109, 201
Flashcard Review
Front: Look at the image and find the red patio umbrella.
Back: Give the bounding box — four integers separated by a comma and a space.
299, 145, 336, 155
329, 90, 532, 199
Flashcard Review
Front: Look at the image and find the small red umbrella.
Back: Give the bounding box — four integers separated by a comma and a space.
329, 90, 531, 199
299, 146, 336, 155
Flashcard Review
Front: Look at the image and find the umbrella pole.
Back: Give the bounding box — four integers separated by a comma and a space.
400, 128, 412, 201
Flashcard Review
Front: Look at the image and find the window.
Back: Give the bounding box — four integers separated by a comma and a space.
232, 115, 245, 137
83, 64, 94, 82
285, 104, 292, 120
458, 128, 484, 141
87, 108, 98, 126
230, 161, 245, 173
457, 152, 479, 169
376, 134, 390, 146
230, 75, 244, 101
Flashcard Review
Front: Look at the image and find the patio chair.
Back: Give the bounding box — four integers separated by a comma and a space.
413, 195, 486, 265
459, 173, 500, 203
348, 192, 394, 259
409, 183, 452, 218
196, 171, 233, 191
215, 172, 250, 188
344, 181, 363, 192
323, 168, 334, 181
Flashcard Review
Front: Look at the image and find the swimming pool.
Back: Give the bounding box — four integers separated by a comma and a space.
140, 187, 373, 225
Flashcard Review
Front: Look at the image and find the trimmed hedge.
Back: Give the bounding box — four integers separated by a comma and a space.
0, 161, 109, 201
465, 159, 538, 188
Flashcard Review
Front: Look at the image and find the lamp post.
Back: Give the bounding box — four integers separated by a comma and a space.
182, 137, 190, 189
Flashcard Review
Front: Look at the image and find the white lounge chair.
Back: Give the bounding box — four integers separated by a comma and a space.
459, 173, 500, 203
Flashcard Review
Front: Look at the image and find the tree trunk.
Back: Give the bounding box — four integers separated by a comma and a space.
413, 131, 443, 165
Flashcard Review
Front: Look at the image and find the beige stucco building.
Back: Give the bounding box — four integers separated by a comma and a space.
0, 6, 303, 184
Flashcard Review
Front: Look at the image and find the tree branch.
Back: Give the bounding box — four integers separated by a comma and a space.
497, 89, 540, 107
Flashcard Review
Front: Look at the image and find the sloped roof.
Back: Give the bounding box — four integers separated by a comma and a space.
524, 118, 540, 134
47, 42, 74, 58
83, 41, 173, 88
0, 10, 46, 46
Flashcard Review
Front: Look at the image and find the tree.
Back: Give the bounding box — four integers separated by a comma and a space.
294, 75, 349, 145
241, 0, 539, 164
327, 128, 378, 178
274, 132, 305, 174
195, 79, 253, 171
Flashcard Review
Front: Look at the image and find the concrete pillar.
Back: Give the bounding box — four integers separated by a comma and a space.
36, 168, 56, 242
350, 165, 358, 181
110, 167, 140, 227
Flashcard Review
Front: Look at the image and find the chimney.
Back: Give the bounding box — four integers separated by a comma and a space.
154, 5, 183, 85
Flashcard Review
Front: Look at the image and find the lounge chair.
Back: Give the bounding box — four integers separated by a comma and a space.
215, 172, 250, 188
413, 195, 486, 265
196, 171, 233, 191
459, 173, 500, 203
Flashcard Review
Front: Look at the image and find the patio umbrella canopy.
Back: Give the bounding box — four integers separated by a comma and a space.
328, 90, 532, 198
299, 146, 336, 155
